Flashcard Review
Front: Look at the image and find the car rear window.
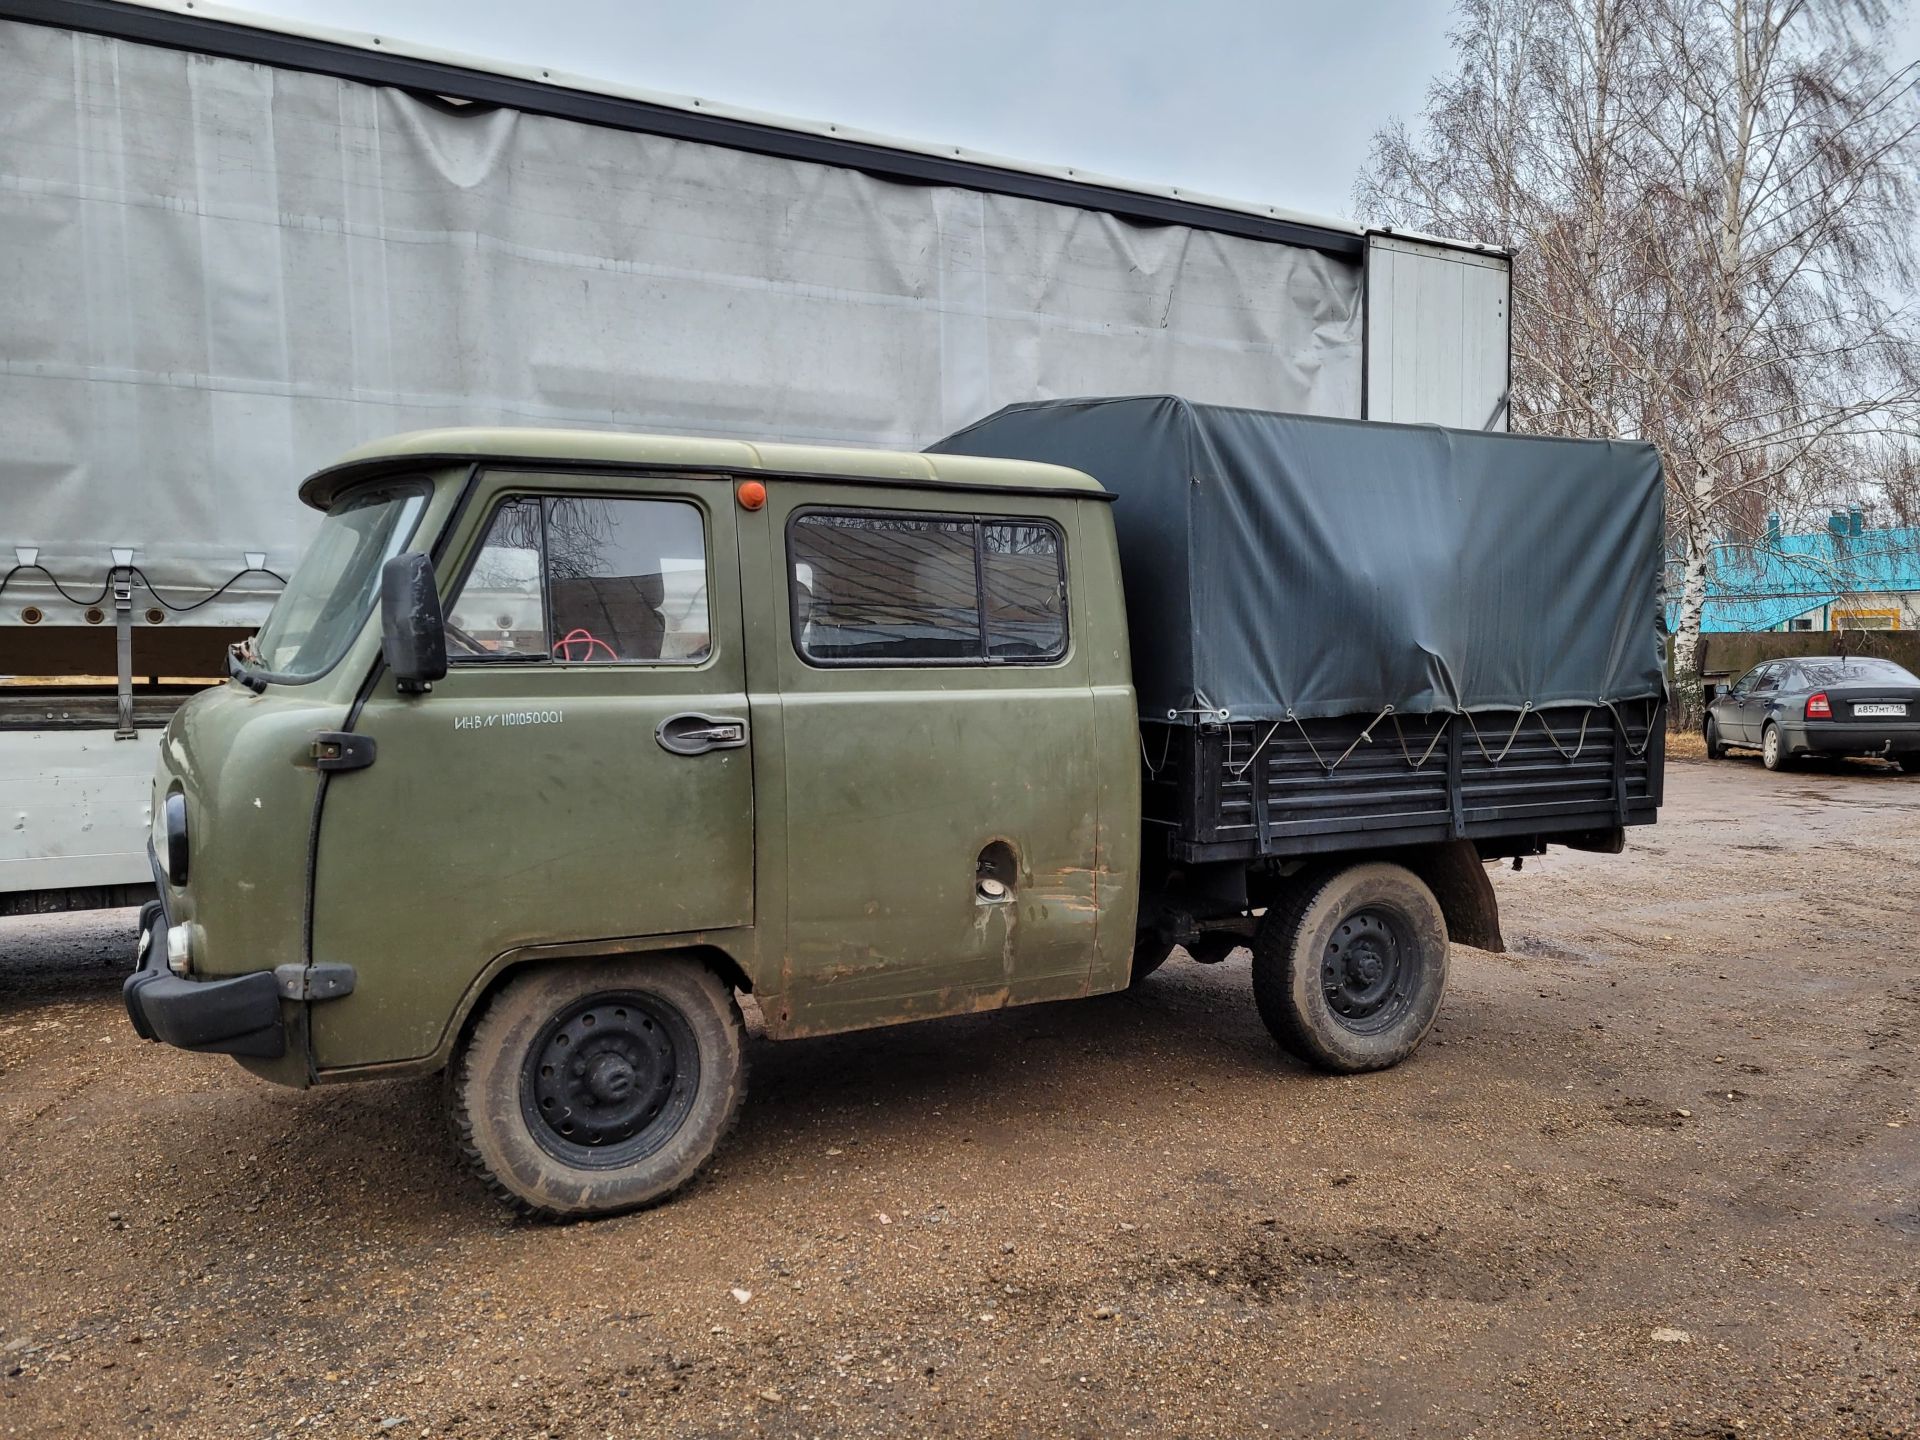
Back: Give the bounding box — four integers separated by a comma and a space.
1796, 658, 1917, 685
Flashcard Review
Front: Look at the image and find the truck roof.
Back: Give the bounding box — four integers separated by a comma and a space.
299, 427, 1108, 509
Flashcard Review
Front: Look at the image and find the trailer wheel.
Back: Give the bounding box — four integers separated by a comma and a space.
451, 956, 746, 1220
1251, 863, 1450, 1073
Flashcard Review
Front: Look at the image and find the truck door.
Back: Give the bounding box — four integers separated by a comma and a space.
308, 473, 754, 1070
753, 490, 1102, 1035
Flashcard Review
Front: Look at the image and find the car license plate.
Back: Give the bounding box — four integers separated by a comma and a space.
1854, 703, 1907, 717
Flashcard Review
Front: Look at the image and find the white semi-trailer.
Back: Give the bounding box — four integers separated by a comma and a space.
0, 0, 1511, 914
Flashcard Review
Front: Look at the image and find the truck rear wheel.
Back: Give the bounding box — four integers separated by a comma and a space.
1251, 862, 1450, 1073
451, 956, 746, 1220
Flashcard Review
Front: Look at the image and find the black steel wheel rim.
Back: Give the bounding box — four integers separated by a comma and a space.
519, 991, 701, 1169
1320, 906, 1417, 1035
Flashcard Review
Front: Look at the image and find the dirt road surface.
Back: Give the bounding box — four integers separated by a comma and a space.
2, 757, 1917, 1438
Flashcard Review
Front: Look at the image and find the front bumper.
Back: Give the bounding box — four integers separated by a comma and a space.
1783, 722, 1920, 757
123, 900, 286, 1059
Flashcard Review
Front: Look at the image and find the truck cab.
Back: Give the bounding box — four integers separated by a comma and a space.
127, 428, 1142, 1215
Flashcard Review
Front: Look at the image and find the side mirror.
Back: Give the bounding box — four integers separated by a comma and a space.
380, 552, 448, 694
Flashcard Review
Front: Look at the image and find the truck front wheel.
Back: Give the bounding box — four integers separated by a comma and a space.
451, 956, 747, 1219
1251, 863, 1450, 1073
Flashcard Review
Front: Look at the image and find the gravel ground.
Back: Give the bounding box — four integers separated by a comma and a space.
1, 756, 1916, 1439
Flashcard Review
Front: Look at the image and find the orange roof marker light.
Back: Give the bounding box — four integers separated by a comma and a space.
736, 479, 768, 511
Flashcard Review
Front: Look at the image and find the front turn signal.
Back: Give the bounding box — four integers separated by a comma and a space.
165, 924, 193, 977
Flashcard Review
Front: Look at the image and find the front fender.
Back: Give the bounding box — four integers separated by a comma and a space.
310, 930, 757, 1083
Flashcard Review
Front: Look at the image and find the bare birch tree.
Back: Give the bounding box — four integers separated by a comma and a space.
1357, 0, 1920, 722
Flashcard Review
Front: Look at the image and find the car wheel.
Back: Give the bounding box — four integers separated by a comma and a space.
1704, 716, 1727, 759
451, 956, 747, 1220
1251, 862, 1450, 1073
1761, 722, 1790, 771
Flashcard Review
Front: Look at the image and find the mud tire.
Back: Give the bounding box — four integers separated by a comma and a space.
451, 956, 746, 1220
1252, 862, 1450, 1074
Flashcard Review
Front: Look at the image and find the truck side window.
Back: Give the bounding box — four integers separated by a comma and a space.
447, 495, 711, 664
983, 521, 1067, 659
547, 497, 710, 663
789, 509, 1066, 665
447, 499, 547, 658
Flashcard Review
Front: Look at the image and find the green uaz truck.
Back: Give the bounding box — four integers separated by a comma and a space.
125, 398, 1665, 1218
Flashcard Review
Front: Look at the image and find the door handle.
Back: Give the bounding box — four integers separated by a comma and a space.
656, 711, 749, 756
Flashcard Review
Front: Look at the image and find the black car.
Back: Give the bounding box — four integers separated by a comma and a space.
1705, 655, 1920, 771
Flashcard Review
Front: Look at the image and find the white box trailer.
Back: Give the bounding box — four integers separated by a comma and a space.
0, 0, 1511, 913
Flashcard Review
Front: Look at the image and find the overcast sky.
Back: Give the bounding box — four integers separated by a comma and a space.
232, 0, 1464, 221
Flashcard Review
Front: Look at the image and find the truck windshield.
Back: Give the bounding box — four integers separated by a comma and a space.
251, 480, 430, 683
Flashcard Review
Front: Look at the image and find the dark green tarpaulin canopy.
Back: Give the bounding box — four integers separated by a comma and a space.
930, 396, 1666, 723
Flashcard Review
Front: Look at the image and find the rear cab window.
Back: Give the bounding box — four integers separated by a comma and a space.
787, 509, 1067, 666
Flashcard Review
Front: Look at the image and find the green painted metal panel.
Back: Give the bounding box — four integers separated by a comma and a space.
308, 470, 756, 1069
753, 482, 1131, 1036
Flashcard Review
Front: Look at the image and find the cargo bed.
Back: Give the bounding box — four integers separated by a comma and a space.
1141, 703, 1662, 863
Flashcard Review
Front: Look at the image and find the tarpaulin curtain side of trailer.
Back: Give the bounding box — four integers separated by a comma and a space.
1, 16, 1373, 616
